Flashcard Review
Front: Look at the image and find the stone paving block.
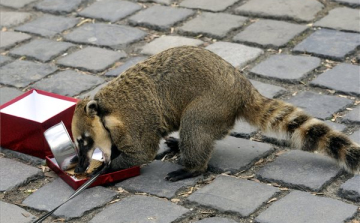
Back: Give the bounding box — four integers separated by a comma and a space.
250, 54, 321, 83
105, 56, 147, 76
90, 195, 189, 223
15, 14, 79, 38
0, 0, 37, 8
250, 80, 287, 98
343, 106, 360, 124
209, 137, 273, 173
9, 39, 74, 62
180, 0, 238, 12
339, 175, 360, 202
0, 55, 12, 65
128, 5, 194, 31
286, 91, 353, 120
234, 0, 323, 22
0, 87, 23, 105
34, 0, 82, 14
195, 217, 237, 223
0, 201, 36, 223
0, 157, 42, 192
32, 70, 105, 96
314, 8, 360, 33
310, 63, 360, 97
233, 20, 307, 48
230, 120, 258, 138
257, 150, 341, 191
79, 82, 109, 98
117, 160, 199, 198
178, 12, 247, 39
141, 35, 203, 55
23, 178, 117, 219
0, 60, 57, 88
79, 0, 142, 22
57, 46, 126, 72
0, 31, 31, 50
139, 0, 174, 4
349, 130, 360, 144
334, 0, 360, 6
256, 190, 358, 223
324, 120, 346, 132
188, 175, 279, 216
65, 23, 146, 49
293, 29, 360, 60
0, 11, 32, 27
205, 42, 263, 68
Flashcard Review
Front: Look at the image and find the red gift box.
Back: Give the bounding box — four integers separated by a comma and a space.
0, 89, 78, 159
46, 156, 140, 190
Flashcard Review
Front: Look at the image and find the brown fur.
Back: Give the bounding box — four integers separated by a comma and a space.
72, 46, 360, 179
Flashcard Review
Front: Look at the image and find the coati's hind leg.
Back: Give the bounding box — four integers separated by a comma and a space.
165, 103, 235, 181
155, 137, 180, 160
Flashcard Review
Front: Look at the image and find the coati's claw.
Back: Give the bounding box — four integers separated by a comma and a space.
165, 169, 202, 182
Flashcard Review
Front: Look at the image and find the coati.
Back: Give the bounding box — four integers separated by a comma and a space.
71, 46, 360, 181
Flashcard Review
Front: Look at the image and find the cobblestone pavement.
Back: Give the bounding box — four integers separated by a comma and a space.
0, 0, 360, 222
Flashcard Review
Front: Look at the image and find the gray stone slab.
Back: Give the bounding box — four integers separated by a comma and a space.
235, 0, 323, 22
180, 0, 238, 12
257, 150, 341, 191
0, 201, 37, 223
0, 147, 44, 166
195, 217, 237, 223
0, 157, 42, 192
105, 56, 147, 76
15, 14, 79, 38
141, 35, 203, 55
64, 23, 146, 49
250, 80, 287, 98
349, 130, 360, 144
57, 46, 126, 72
250, 55, 321, 83
314, 8, 360, 33
230, 120, 258, 138
0, 11, 32, 27
0, 55, 12, 65
79, 82, 109, 99
117, 160, 199, 198
34, 0, 82, 14
0, 60, 57, 88
310, 63, 360, 97
334, 0, 360, 6
32, 70, 105, 96
205, 42, 263, 68
286, 91, 353, 120
188, 175, 279, 216
139, 0, 174, 4
178, 12, 247, 39
233, 19, 307, 48
209, 137, 273, 173
339, 175, 360, 202
9, 39, 74, 62
128, 5, 194, 31
324, 120, 346, 132
0, 31, 31, 50
0, 0, 37, 8
256, 190, 358, 223
293, 29, 360, 60
343, 106, 360, 124
0, 87, 23, 105
23, 178, 117, 219
79, 0, 142, 22
90, 195, 189, 223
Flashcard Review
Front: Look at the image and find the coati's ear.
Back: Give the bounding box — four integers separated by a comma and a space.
85, 100, 98, 117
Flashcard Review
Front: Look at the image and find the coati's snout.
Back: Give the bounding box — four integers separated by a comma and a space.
72, 99, 113, 173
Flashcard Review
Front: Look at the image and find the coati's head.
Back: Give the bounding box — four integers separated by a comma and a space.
71, 99, 112, 173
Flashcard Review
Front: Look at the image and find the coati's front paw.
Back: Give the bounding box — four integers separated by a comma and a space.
165, 168, 202, 182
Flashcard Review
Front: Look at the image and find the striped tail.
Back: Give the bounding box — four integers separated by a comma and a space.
241, 94, 360, 174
